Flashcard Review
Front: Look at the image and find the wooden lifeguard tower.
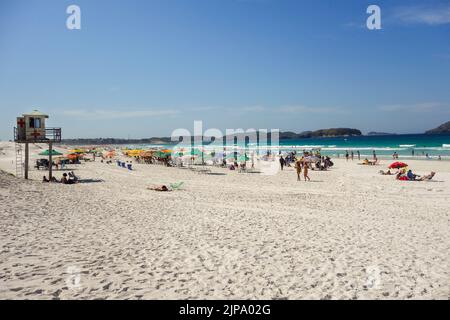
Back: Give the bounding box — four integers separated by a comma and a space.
14, 110, 62, 180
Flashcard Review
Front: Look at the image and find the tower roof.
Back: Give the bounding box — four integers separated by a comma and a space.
22, 110, 49, 118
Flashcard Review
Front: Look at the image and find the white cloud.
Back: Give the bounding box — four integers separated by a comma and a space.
241, 105, 267, 112
394, 5, 450, 25
61, 109, 180, 119
58, 104, 347, 120
237, 105, 345, 114
378, 102, 450, 113
277, 105, 345, 114
187, 106, 218, 112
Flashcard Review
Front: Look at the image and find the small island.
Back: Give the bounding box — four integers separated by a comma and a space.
425, 121, 450, 134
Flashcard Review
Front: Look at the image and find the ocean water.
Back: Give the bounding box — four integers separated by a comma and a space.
125, 134, 450, 160
277, 134, 450, 159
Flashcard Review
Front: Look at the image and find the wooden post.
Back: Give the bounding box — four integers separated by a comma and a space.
24, 142, 29, 180
49, 142, 53, 181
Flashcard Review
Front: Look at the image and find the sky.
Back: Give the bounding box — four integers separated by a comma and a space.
1, 0, 450, 139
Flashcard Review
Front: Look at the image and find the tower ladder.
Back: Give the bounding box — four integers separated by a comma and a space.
15, 143, 23, 178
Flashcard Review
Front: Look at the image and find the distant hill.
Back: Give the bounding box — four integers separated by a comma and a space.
61, 137, 173, 145
301, 128, 362, 138
425, 121, 450, 134
367, 132, 395, 136
61, 128, 362, 145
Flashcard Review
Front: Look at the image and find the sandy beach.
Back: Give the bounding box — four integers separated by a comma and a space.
0, 141, 449, 300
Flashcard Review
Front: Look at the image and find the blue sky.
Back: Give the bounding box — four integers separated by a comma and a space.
1, 0, 450, 139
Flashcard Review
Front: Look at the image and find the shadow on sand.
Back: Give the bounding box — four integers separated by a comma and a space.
77, 179, 105, 184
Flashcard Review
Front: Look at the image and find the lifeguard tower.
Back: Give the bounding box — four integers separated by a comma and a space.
14, 110, 62, 180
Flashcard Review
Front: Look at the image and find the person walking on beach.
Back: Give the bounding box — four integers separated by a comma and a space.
351, 151, 354, 161
345, 151, 349, 161
295, 158, 302, 181
303, 159, 310, 181
412, 149, 415, 157
279, 156, 285, 171
373, 150, 377, 161
357, 150, 360, 160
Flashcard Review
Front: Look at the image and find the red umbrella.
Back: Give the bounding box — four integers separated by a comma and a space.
389, 162, 408, 169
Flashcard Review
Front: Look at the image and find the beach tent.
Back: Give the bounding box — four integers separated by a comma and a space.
39, 149, 63, 156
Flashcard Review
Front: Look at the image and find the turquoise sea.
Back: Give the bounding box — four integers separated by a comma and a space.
129, 134, 450, 160
277, 134, 450, 159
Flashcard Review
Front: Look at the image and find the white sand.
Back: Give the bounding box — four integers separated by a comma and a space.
0, 141, 449, 299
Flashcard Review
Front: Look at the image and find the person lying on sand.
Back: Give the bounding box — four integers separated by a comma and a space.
418, 172, 436, 181
359, 158, 378, 166
396, 172, 409, 181
147, 182, 184, 192
43, 176, 59, 183
360, 158, 369, 165
147, 185, 170, 192
396, 171, 436, 181
379, 169, 393, 175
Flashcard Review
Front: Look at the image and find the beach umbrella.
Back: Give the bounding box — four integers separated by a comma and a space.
69, 149, 85, 154
154, 151, 169, 158
389, 162, 408, 169
66, 153, 81, 160
225, 153, 237, 160
104, 151, 116, 158
238, 154, 249, 162
189, 148, 203, 156
39, 149, 63, 156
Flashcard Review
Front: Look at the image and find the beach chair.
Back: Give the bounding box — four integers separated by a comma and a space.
246, 167, 260, 174
238, 166, 248, 173
198, 167, 212, 174
169, 182, 184, 190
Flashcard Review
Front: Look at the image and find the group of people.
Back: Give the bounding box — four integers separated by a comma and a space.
294, 158, 310, 181
379, 168, 436, 181
280, 151, 335, 181
42, 171, 79, 184
397, 169, 436, 181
